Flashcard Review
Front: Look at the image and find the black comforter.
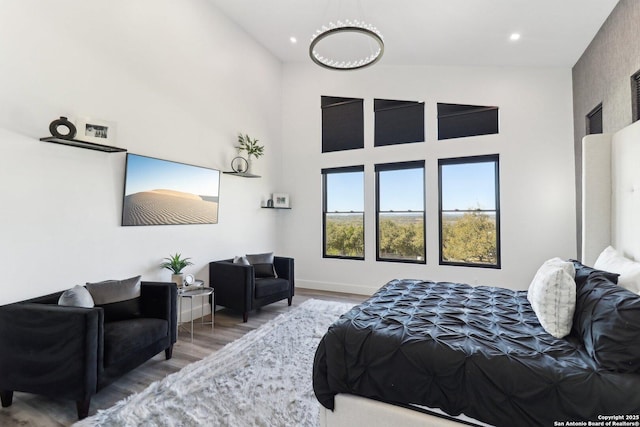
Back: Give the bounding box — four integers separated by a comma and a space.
313, 279, 640, 426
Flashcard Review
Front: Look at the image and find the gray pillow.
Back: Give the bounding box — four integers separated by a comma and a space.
233, 255, 250, 265
246, 252, 277, 278
86, 275, 142, 321
58, 285, 95, 308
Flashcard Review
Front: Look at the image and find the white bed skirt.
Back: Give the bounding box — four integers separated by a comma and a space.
320, 394, 492, 427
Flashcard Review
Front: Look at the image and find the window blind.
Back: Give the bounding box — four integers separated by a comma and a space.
586, 104, 603, 135
321, 96, 364, 153
437, 103, 499, 140
374, 99, 425, 147
633, 71, 640, 122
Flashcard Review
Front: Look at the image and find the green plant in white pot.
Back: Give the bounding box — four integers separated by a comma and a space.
237, 133, 264, 172
160, 253, 193, 288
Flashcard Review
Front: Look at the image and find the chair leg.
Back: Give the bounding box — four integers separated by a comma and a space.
0, 390, 13, 407
165, 344, 174, 360
243, 311, 248, 323
76, 399, 91, 419
288, 296, 292, 306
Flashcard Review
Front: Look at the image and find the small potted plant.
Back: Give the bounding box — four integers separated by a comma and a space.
237, 133, 264, 172
160, 253, 194, 288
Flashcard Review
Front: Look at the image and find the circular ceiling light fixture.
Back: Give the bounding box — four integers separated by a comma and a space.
309, 20, 384, 71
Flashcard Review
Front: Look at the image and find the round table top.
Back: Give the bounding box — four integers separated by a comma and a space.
179, 287, 213, 297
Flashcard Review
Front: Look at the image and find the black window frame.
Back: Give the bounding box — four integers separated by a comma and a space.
438, 155, 501, 269
586, 103, 603, 135
322, 165, 365, 260
375, 160, 426, 264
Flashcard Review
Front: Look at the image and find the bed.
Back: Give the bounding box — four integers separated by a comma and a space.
313, 120, 640, 426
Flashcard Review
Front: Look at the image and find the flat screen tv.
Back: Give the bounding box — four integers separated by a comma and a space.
122, 153, 220, 226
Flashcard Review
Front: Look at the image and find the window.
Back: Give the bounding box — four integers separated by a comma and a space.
322, 166, 365, 259
321, 96, 364, 153
632, 70, 640, 123
375, 161, 425, 263
374, 99, 425, 146
437, 103, 499, 140
586, 103, 603, 134
439, 155, 500, 268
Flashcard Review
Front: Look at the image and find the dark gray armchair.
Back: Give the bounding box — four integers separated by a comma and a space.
0, 281, 177, 419
209, 256, 294, 322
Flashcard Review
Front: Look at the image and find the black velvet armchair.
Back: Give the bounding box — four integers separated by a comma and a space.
0, 281, 177, 419
209, 256, 294, 322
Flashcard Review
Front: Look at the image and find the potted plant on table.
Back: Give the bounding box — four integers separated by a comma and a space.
160, 253, 194, 288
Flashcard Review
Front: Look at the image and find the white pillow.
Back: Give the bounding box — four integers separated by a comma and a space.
594, 246, 640, 294
527, 258, 576, 339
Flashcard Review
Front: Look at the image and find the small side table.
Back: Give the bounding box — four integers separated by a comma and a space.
178, 286, 214, 342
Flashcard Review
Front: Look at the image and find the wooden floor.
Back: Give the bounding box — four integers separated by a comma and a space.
0, 289, 366, 427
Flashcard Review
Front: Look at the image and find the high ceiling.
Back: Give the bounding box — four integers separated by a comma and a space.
208, 0, 619, 68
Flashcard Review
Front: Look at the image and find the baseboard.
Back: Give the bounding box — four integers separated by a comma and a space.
296, 279, 377, 296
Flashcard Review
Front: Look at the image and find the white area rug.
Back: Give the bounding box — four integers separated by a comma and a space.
75, 299, 354, 427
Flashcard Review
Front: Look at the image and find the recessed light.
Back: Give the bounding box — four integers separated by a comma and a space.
510, 33, 521, 41
289, 36, 297, 44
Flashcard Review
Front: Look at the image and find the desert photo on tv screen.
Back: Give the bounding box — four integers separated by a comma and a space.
122, 153, 220, 226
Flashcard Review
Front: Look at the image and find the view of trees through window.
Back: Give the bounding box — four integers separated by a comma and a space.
439, 156, 500, 267
322, 158, 499, 267
323, 167, 364, 259
376, 163, 425, 262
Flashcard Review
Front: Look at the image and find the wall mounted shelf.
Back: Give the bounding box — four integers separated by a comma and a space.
223, 171, 261, 178
40, 137, 127, 153
261, 206, 291, 209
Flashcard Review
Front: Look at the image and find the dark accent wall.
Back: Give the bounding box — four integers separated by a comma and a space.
572, 0, 640, 258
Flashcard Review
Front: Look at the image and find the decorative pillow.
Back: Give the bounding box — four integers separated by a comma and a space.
527, 258, 576, 339
246, 252, 277, 278
58, 285, 95, 308
573, 271, 640, 373
594, 246, 640, 294
86, 275, 142, 322
233, 255, 250, 266
571, 259, 619, 289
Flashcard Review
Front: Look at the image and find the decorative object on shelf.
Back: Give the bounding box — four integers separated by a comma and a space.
49, 116, 77, 139
237, 133, 264, 159
309, 19, 384, 71
262, 198, 291, 209
160, 252, 194, 288
75, 117, 117, 145
231, 156, 249, 173
273, 193, 290, 208
237, 133, 264, 174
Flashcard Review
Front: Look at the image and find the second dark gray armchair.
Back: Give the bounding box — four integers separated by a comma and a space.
209, 256, 294, 322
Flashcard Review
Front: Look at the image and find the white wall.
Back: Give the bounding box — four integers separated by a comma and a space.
281, 64, 577, 294
0, 1, 579, 303
0, 0, 283, 304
